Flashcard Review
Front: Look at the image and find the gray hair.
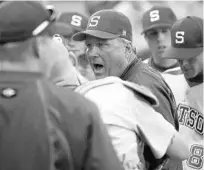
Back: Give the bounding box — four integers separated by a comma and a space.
118, 37, 137, 55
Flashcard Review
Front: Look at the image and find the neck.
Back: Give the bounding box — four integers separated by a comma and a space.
0, 60, 41, 73
152, 56, 178, 69
128, 53, 138, 64
186, 73, 203, 87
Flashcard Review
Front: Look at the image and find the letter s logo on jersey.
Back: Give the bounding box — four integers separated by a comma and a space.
150, 10, 160, 22
71, 15, 82, 27
88, 16, 101, 27
175, 31, 185, 44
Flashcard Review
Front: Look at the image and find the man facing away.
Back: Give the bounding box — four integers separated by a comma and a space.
0, 2, 125, 170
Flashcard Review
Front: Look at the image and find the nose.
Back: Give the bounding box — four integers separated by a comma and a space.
86, 44, 99, 56
67, 40, 75, 49
157, 32, 165, 42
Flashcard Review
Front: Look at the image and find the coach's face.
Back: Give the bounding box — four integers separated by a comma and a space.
145, 27, 171, 59
178, 52, 203, 79
86, 36, 126, 79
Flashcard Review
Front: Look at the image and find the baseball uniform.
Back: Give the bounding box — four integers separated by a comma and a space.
76, 76, 178, 170
73, 9, 180, 170
177, 83, 203, 170
162, 67, 189, 104
163, 16, 203, 170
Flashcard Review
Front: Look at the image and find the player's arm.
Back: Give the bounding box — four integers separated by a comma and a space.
141, 70, 179, 130
83, 103, 124, 170
135, 96, 189, 161
166, 132, 189, 160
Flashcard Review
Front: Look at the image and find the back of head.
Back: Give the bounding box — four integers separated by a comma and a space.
0, 2, 75, 169
0, 1, 81, 85
0, 1, 54, 44
0, 1, 58, 70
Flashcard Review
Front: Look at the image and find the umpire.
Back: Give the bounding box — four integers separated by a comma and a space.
0, 2, 124, 170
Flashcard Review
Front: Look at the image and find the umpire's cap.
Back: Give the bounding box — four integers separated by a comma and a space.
163, 16, 203, 60
0, 1, 58, 44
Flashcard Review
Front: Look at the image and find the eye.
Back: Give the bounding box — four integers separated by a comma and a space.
161, 28, 169, 34
86, 43, 92, 49
98, 42, 108, 48
98, 43, 103, 47
145, 31, 158, 39
150, 31, 158, 37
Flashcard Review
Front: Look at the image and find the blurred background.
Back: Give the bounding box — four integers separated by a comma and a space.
43, 0, 203, 59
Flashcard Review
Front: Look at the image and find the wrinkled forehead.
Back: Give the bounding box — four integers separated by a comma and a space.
85, 35, 107, 43
85, 35, 120, 44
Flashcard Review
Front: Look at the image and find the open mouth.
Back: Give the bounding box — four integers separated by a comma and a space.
92, 63, 105, 74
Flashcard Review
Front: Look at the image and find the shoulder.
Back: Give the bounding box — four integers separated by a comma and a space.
76, 76, 158, 107
76, 77, 134, 106
42, 81, 98, 123
134, 62, 170, 93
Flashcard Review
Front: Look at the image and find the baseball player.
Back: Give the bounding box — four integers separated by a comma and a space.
163, 16, 203, 170
51, 10, 95, 81
75, 76, 189, 170
141, 6, 189, 105
45, 7, 90, 88
0, 2, 125, 170
73, 9, 179, 169
141, 6, 178, 73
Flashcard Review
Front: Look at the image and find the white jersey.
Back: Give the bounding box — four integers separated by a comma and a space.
177, 83, 203, 170
75, 77, 177, 170
162, 67, 189, 104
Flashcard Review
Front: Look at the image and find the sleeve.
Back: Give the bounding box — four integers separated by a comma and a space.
134, 97, 177, 159
152, 82, 179, 130
140, 70, 179, 131
84, 105, 124, 170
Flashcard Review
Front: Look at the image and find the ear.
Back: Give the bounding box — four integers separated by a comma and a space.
31, 37, 40, 58
125, 41, 132, 53
69, 51, 78, 66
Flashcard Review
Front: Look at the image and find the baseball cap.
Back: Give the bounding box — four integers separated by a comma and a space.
141, 6, 177, 34
52, 12, 89, 36
0, 1, 57, 44
163, 16, 203, 60
72, 9, 132, 42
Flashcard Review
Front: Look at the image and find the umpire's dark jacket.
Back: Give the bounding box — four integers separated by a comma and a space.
0, 71, 124, 170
